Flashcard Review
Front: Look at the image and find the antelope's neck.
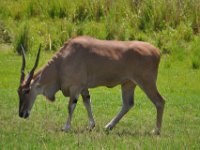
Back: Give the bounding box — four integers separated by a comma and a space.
33, 54, 61, 101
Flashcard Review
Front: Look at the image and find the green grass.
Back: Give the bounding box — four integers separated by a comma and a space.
0, 0, 199, 54
0, 45, 200, 149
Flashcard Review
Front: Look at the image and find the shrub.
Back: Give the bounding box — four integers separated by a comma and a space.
73, 3, 91, 22
88, 0, 104, 22
0, 21, 12, 43
176, 23, 193, 42
83, 21, 106, 39
191, 37, 200, 69
14, 23, 31, 54
27, 0, 42, 17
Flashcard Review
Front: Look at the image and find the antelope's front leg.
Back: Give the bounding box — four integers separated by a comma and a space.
81, 90, 95, 130
62, 97, 78, 132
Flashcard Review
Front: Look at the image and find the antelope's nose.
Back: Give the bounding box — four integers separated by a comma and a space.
19, 111, 29, 119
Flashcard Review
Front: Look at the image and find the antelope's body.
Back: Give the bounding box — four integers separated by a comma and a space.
18, 36, 165, 134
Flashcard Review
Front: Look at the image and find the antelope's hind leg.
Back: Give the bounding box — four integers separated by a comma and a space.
105, 81, 136, 130
138, 79, 165, 135
149, 90, 165, 135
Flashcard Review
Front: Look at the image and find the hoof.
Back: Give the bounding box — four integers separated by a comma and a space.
87, 124, 95, 131
104, 124, 113, 131
61, 126, 71, 132
151, 129, 160, 135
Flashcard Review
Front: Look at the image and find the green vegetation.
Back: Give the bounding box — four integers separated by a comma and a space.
0, 0, 200, 149
0, 0, 199, 67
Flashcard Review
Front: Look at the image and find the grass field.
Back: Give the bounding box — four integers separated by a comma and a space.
0, 0, 200, 149
0, 44, 200, 149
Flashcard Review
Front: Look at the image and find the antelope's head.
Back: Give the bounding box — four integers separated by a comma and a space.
18, 45, 41, 119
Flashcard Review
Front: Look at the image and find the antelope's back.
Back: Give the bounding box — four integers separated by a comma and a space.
64, 36, 160, 67
58, 36, 161, 87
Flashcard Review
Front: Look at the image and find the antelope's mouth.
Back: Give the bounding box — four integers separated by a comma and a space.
19, 111, 30, 119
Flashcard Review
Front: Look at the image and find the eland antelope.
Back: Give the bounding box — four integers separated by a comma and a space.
18, 36, 165, 135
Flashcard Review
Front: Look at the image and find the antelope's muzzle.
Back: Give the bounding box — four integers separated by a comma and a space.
19, 111, 29, 119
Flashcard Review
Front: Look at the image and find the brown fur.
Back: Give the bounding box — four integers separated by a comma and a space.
35, 36, 161, 91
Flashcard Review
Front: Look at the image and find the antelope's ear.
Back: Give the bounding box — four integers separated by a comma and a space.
33, 74, 42, 87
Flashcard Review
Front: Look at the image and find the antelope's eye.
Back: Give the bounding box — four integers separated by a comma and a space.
23, 88, 30, 94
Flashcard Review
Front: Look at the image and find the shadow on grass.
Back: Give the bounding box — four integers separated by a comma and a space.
109, 130, 153, 137
53, 126, 164, 138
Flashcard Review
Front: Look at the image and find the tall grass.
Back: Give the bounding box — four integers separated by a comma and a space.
190, 37, 200, 69
0, 0, 199, 68
0, 21, 12, 43
14, 23, 31, 54
1, 0, 199, 32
